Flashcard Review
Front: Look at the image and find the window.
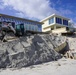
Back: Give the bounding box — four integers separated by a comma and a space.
26, 25, 29, 30
7, 18, 10, 21
27, 22, 30, 24
16, 25, 20, 30
25, 25, 27, 30
34, 26, 38, 31
38, 25, 42, 31
63, 19, 68, 25
28, 25, 30, 30
49, 17, 54, 24
2, 17, 5, 21
29, 25, 31, 30
31, 25, 34, 31
56, 17, 62, 24
30, 25, 32, 31
31, 25, 33, 30
36, 26, 38, 31
26, 21, 28, 24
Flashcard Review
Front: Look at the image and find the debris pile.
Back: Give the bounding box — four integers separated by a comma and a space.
0, 34, 66, 68
65, 36, 76, 59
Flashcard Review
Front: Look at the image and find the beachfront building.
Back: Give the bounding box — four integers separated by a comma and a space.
41, 14, 73, 33
0, 14, 42, 32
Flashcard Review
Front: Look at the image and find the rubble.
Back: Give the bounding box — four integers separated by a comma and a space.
65, 35, 76, 59
0, 34, 66, 68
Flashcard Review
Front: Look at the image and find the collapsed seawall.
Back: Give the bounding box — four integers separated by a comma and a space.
0, 34, 66, 68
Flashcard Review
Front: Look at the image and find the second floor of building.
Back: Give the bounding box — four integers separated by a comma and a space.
41, 14, 70, 28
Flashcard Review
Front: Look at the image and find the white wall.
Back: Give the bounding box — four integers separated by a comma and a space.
42, 17, 55, 32
52, 27, 67, 33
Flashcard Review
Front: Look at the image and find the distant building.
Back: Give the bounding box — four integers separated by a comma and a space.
41, 14, 74, 33
0, 13, 75, 34
0, 13, 43, 32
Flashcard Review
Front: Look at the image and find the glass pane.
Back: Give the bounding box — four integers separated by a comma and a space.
56, 17, 62, 24
16, 25, 20, 29
49, 17, 54, 24
63, 19, 68, 25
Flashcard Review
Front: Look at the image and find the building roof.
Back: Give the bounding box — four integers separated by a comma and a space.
0, 13, 43, 24
40, 14, 70, 22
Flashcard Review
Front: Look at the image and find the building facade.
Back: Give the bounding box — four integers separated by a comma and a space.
0, 14, 42, 32
41, 14, 71, 33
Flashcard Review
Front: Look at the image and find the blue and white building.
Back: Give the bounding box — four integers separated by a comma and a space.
41, 14, 72, 33
0, 13, 42, 32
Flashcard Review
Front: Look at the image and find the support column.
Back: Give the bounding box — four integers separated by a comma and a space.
54, 16, 56, 24
54, 25, 56, 30
50, 27, 51, 30
62, 18, 63, 25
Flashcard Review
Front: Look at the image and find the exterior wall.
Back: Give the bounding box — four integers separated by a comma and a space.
42, 20, 50, 32
52, 27, 67, 33
42, 27, 51, 32
0, 16, 42, 32
42, 17, 55, 32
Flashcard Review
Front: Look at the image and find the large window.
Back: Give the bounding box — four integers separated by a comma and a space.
56, 17, 62, 24
30, 25, 33, 31
26, 25, 29, 30
49, 17, 54, 24
34, 26, 38, 31
63, 19, 68, 25
31, 25, 34, 31
38, 25, 42, 31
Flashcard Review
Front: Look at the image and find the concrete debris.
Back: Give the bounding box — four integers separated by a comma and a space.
66, 36, 76, 59
0, 34, 66, 68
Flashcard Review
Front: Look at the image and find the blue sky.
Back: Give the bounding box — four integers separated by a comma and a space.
50, 0, 76, 22
0, 0, 76, 24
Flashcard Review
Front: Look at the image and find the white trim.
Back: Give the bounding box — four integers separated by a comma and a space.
40, 14, 70, 22
44, 23, 74, 29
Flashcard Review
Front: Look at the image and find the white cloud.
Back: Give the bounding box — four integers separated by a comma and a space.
0, 0, 5, 9
15, 12, 25, 18
0, 5, 4, 9
1, 0, 58, 20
